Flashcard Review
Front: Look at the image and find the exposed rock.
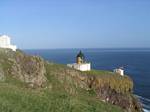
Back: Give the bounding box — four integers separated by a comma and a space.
0, 48, 143, 112
11, 54, 47, 88
0, 49, 47, 88
45, 62, 142, 112
80, 73, 142, 112
0, 66, 5, 81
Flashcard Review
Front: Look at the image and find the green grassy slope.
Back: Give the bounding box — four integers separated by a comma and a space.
0, 72, 123, 112
0, 86, 123, 112
0, 49, 135, 112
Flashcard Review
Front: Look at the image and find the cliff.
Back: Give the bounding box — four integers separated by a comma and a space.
0, 48, 143, 112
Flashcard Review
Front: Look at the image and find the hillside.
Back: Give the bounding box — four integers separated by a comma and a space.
0, 48, 142, 112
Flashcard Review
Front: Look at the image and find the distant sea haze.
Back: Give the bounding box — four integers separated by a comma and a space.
24, 48, 150, 112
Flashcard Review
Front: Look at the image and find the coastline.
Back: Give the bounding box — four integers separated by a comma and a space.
24, 48, 150, 111
136, 95, 150, 112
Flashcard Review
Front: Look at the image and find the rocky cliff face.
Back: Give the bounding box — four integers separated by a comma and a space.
45, 64, 143, 112
84, 73, 142, 112
0, 49, 47, 88
0, 48, 143, 112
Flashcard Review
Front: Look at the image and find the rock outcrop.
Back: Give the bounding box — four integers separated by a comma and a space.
45, 64, 143, 112
0, 48, 143, 112
0, 66, 5, 81
84, 74, 137, 111
0, 49, 47, 88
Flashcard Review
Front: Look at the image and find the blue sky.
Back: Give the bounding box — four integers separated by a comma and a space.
0, 0, 150, 49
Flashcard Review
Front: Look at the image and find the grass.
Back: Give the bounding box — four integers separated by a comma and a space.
0, 65, 124, 112
83, 70, 133, 94
84, 70, 114, 76
0, 82, 123, 112
0, 49, 124, 112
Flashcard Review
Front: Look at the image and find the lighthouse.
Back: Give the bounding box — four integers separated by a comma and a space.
67, 51, 91, 71
76, 51, 85, 64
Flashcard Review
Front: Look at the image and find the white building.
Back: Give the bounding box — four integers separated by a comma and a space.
114, 68, 124, 76
0, 35, 17, 51
67, 63, 91, 71
67, 51, 91, 71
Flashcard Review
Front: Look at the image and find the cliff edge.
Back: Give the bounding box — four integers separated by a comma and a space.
0, 48, 143, 112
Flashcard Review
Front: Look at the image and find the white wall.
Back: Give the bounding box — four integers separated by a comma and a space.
114, 69, 124, 76
0, 35, 10, 47
77, 63, 91, 71
0, 35, 17, 51
67, 63, 91, 71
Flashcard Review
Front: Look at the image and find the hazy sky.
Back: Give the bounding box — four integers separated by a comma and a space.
0, 0, 150, 49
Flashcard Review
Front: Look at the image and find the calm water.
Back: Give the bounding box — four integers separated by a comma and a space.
24, 49, 150, 112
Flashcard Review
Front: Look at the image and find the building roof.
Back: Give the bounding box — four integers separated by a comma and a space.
0, 35, 10, 38
76, 51, 85, 58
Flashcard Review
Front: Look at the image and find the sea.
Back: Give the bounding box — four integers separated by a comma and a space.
24, 48, 150, 112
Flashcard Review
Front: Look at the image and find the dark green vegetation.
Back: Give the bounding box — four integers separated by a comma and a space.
0, 84, 123, 112
85, 70, 133, 94
0, 48, 142, 112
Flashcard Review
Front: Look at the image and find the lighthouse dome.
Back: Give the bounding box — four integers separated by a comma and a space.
76, 51, 85, 59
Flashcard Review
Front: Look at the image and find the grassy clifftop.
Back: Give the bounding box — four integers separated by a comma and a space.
0, 48, 142, 112
85, 70, 133, 94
